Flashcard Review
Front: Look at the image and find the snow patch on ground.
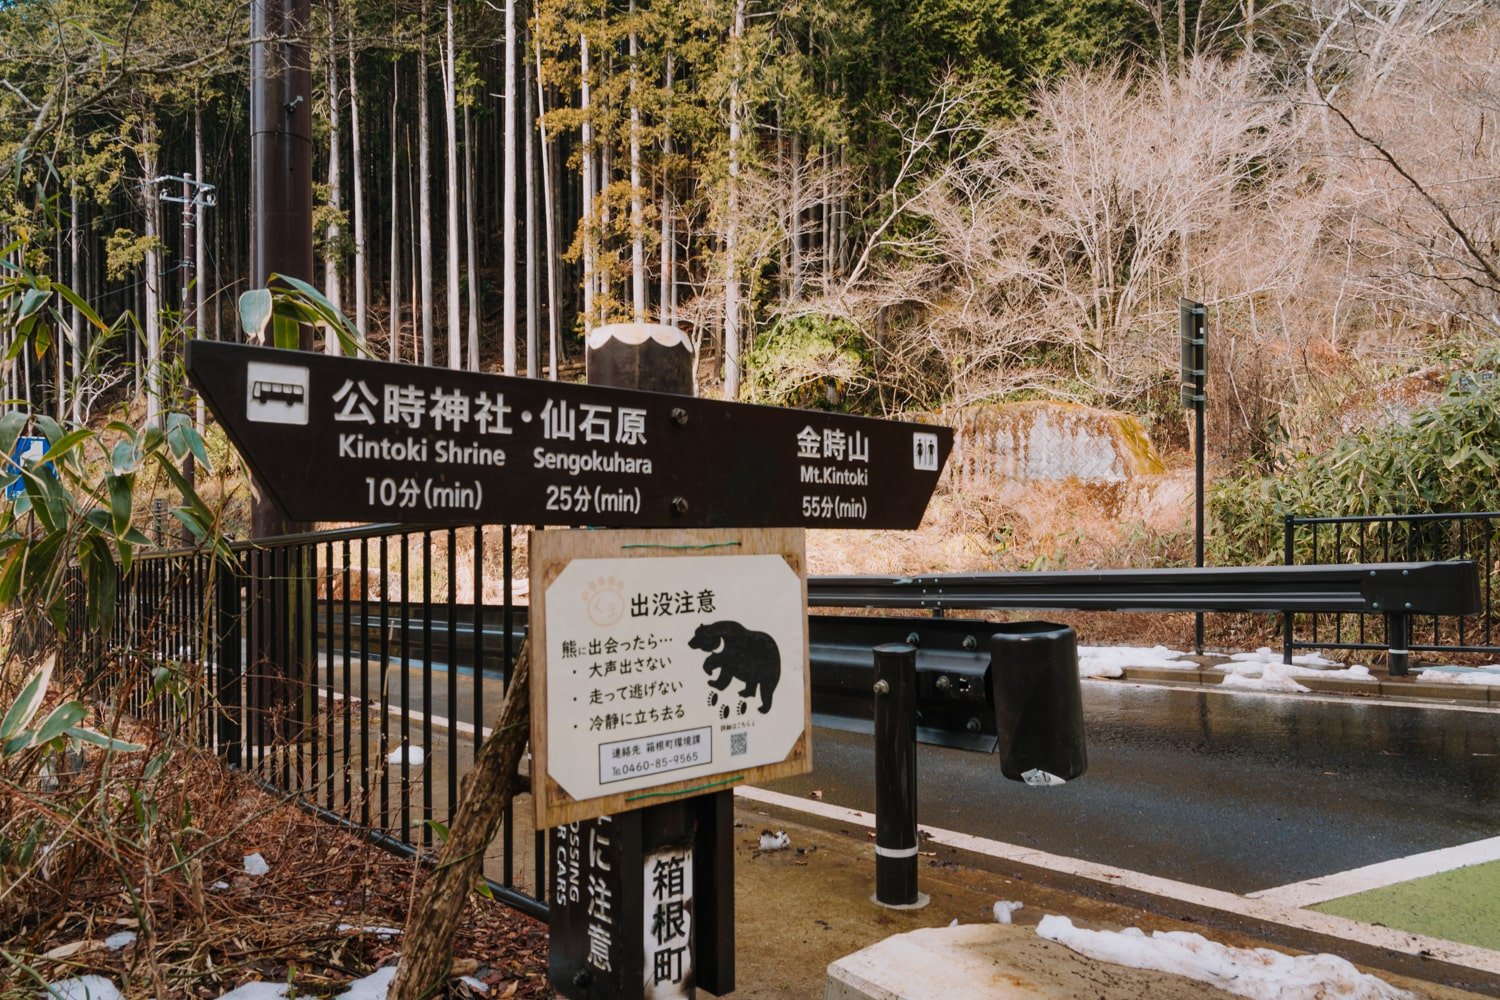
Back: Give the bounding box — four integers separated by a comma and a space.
243, 852, 269, 876
338, 924, 403, 938
1077, 645, 1191, 677
1036, 915, 1414, 1000
1213, 648, 1377, 691
758, 830, 790, 851
992, 900, 1023, 924
1227, 648, 1345, 670
335, 965, 398, 999
40, 961, 448, 1000
103, 931, 135, 951
210, 966, 397, 1000
387, 744, 426, 767
43, 977, 126, 1000
1219, 663, 1312, 693
1416, 665, 1500, 685
1075, 644, 1385, 689
215, 984, 292, 1000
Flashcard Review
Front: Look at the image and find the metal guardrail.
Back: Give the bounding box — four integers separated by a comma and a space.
321, 608, 1003, 752
809, 562, 1480, 615
1285, 513, 1499, 667
319, 558, 1480, 751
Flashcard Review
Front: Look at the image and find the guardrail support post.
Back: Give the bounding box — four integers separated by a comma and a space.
873, 643, 927, 909
1386, 612, 1411, 677
1283, 515, 1295, 665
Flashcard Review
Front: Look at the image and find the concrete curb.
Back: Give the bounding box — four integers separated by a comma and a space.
1117, 665, 1500, 705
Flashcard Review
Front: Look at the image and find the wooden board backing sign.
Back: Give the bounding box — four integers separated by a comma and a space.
530, 528, 811, 829
185, 341, 952, 529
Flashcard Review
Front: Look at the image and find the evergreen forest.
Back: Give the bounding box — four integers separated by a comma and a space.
1, 0, 1497, 497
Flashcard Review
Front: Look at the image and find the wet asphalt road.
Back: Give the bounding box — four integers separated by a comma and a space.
323, 653, 1500, 897
764, 682, 1500, 895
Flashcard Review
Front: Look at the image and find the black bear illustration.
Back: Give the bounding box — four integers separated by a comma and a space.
688, 621, 781, 714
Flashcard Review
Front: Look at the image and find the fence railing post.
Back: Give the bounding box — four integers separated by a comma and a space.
216, 558, 243, 769
873, 642, 926, 908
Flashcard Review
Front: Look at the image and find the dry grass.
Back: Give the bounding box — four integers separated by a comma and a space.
0, 695, 550, 999
808, 469, 1197, 575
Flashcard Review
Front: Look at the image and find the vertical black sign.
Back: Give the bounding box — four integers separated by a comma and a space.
1179, 299, 1206, 408
551, 805, 699, 998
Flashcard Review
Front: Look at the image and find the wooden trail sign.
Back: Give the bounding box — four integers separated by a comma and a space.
184, 341, 952, 530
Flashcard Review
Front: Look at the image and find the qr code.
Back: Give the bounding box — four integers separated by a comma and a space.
729, 732, 748, 757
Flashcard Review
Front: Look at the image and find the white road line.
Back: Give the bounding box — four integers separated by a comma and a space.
1248, 835, 1500, 907
734, 785, 1500, 976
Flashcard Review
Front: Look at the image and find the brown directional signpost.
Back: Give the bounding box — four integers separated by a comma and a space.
186, 341, 947, 530
185, 340, 952, 998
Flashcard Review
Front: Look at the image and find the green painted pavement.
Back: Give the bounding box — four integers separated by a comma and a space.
1311, 860, 1500, 951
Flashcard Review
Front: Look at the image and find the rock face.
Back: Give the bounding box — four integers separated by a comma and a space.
949, 402, 1164, 488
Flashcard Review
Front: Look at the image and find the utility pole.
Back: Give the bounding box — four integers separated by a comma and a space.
248, 0, 315, 753
158, 173, 217, 334
250, 0, 314, 537
157, 172, 216, 543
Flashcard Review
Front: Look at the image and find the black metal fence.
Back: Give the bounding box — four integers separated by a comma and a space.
67, 513, 1493, 928
1283, 512, 1500, 663
68, 522, 546, 920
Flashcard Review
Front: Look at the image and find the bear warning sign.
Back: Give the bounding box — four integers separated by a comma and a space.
529, 527, 810, 829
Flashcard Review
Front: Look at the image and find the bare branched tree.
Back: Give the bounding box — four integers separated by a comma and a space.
833, 59, 1299, 408
1306, 5, 1500, 337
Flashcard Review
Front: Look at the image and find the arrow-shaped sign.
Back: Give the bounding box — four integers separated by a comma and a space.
186, 342, 952, 529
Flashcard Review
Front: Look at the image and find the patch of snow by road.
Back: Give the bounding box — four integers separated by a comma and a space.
243, 852, 269, 876
1222, 648, 1372, 677
1228, 647, 1344, 669
103, 931, 136, 950
1036, 915, 1414, 1000
1077, 645, 1192, 678
759, 830, 791, 851
43, 977, 126, 1000
1416, 665, 1500, 685
1215, 648, 1377, 691
387, 744, 426, 767
992, 900, 1023, 924
1220, 664, 1311, 693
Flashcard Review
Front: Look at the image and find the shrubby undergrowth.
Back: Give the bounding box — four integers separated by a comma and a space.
1211, 348, 1500, 565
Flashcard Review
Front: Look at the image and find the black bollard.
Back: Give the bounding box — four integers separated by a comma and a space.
1386, 612, 1410, 677
873, 643, 926, 908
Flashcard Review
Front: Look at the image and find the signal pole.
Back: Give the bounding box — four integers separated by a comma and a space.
1180, 300, 1207, 655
